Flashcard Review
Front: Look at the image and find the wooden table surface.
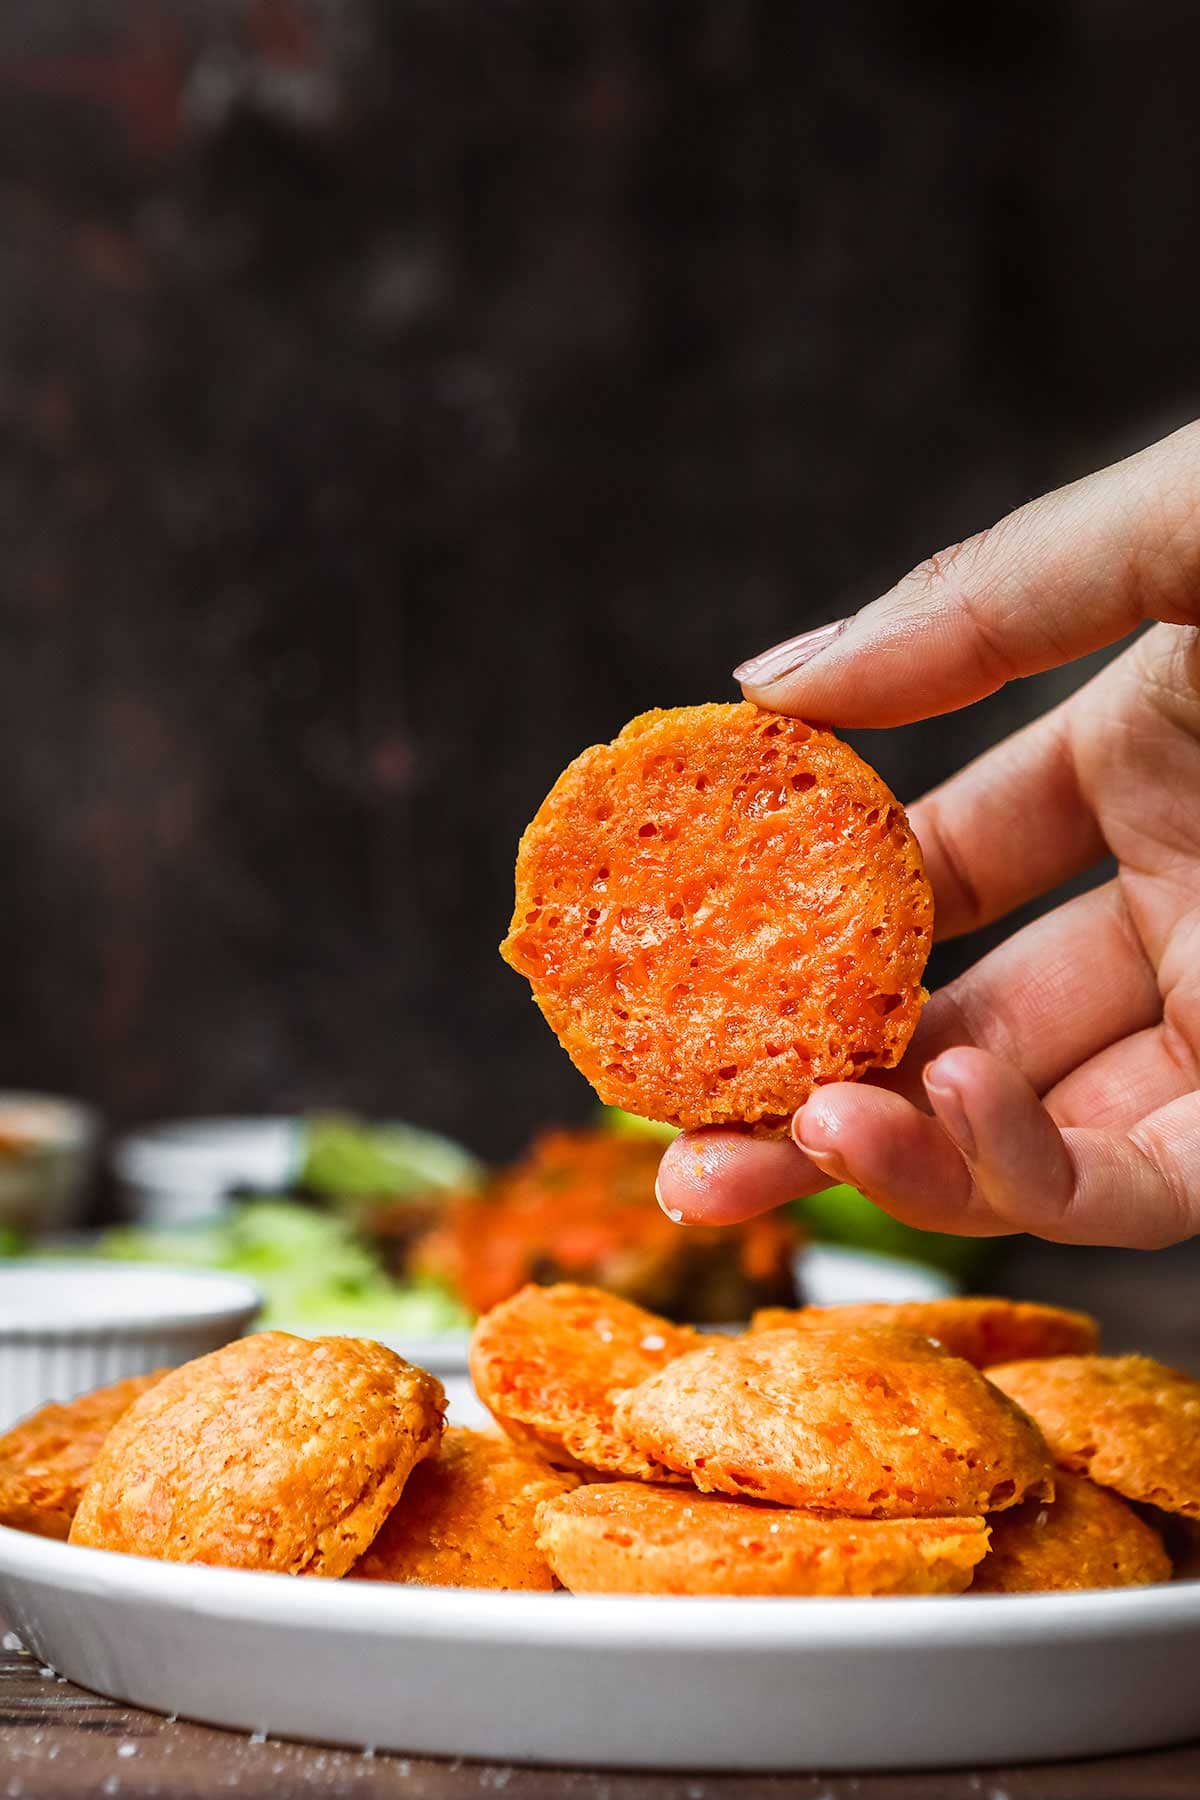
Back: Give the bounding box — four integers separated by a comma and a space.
3, 1239, 1198, 1799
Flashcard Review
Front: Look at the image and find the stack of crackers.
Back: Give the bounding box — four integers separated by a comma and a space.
0, 1285, 1196, 1596
473, 1285, 1185, 1595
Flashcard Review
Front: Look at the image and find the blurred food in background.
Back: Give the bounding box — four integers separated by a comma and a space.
99, 1112, 483, 1332
0, 1102, 972, 1331
298, 1116, 483, 1214
99, 1200, 472, 1337
112, 1113, 481, 1227
99, 1113, 802, 1328
790, 1185, 989, 1283
0, 1094, 97, 1239
407, 1126, 801, 1323
604, 1107, 987, 1284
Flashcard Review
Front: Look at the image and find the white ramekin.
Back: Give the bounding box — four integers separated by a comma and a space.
111, 1116, 302, 1225
0, 1093, 99, 1236
0, 1262, 262, 1430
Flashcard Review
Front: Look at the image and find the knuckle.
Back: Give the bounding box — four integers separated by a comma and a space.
903, 529, 991, 600
1186, 627, 1200, 695
898, 526, 1028, 692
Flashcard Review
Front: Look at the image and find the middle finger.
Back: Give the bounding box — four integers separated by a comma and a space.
876, 878, 1160, 1106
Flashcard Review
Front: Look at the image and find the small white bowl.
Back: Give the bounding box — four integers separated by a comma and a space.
0, 1262, 262, 1430
0, 1093, 99, 1236
112, 1116, 302, 1225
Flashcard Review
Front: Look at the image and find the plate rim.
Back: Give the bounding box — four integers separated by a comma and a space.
3, 1523, 1199, 1652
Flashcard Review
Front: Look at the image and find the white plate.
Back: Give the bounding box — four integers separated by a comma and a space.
287, 1245, 955, 1373
1, 1514, 1198, 1770
0, 1373, 1193, 1770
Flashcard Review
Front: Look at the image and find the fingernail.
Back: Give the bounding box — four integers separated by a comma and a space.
654, 1175, 685, 1225
924, 1069, 977, 1160
791, 1110, 851, 1184
733, 618, 848, 688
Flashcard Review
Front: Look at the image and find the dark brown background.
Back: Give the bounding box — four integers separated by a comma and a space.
2, 0, 1199, 1158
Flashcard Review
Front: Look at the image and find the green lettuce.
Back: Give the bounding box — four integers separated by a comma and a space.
300, 1115, 480, 1211
98, 1199, 471, 1332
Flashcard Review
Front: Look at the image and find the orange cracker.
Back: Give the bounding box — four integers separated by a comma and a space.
612, 1325, 1054, 1517
537, 1482, 989, 1596
972, 1469, 1169, 1593
752, 1298, 1099, 1368
501, 702, 932, 1131
989, 1354, 1200, 1519
70, 1333, 445, 1576
0, 1372, 165, 1541
469, 1282, 698, 1479
353, 1427, 578, 1589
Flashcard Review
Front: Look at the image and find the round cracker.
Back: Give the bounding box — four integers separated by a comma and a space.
751, 1298, 1099, 1368
989, 1354, 1200, 1519
0, 1372, 165, 1541
501, 702, 932, 1131
612, 1325, 1053, 1517
352, 1427, 578, 1590
537, 1482, 989, 1596
972, 1469, 1170, 1593
469, 1283, 698, 1479
70, 1333, 445, 1576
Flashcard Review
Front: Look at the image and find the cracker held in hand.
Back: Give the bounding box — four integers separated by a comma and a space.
989, 1354, 1200, 1519
972, 1470, 1169, 1594
70, 1333, 445, 1576
751, 1298, 1099, 1369
612, 1325, 1053, 1517
0, 1372, 165, 1541
537, 1483, 989, 1597
352, 1427, 578, 1590
469, 1283, 697, 1479
501, 702, 933, 1132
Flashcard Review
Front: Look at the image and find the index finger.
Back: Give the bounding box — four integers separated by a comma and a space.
736, 420, 1200, 726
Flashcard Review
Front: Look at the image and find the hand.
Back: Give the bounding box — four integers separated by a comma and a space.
656, 420, 1200, 1249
